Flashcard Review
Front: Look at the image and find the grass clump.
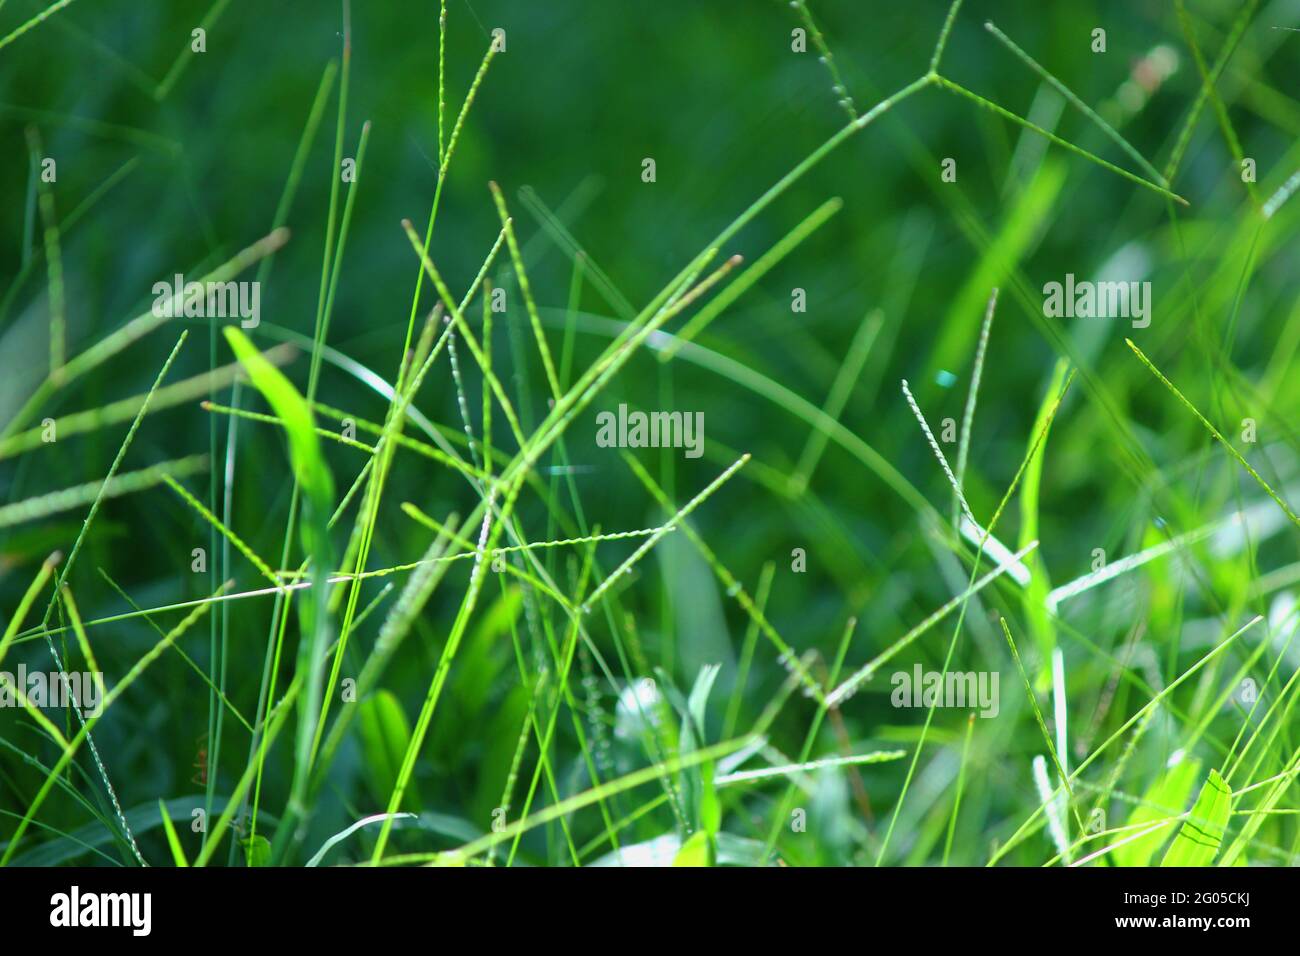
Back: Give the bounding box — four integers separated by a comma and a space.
0, 0, 1297, 870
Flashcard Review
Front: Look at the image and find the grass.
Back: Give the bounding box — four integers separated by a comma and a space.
0, 0, 1297, 869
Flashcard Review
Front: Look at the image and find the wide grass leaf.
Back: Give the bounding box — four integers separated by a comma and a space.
224, 326, 336, 831
1160, 769, 1231, 867
1114, 757, 1201, 867
358, 689, 420, 812
672, 830, 715, 867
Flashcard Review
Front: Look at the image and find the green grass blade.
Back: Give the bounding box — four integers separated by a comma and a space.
1160, 769, 1231, 866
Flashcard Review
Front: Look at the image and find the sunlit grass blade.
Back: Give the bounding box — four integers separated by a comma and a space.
934, 76, 1189, 205
0, 0, 80, 52
716, 749, 906, 786
983, 21, 1167, 186
162, 474, 284, 591
1126, 338, 1300, 529
153, 0, 232, 100
1160, 768, 1231, 866
157, 799, 190, 867
224, 326, 335, 848
953, 288, 996, 517
826, 540, 1039, 709
0, 551, 61, 670
658, 197, 841, 361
